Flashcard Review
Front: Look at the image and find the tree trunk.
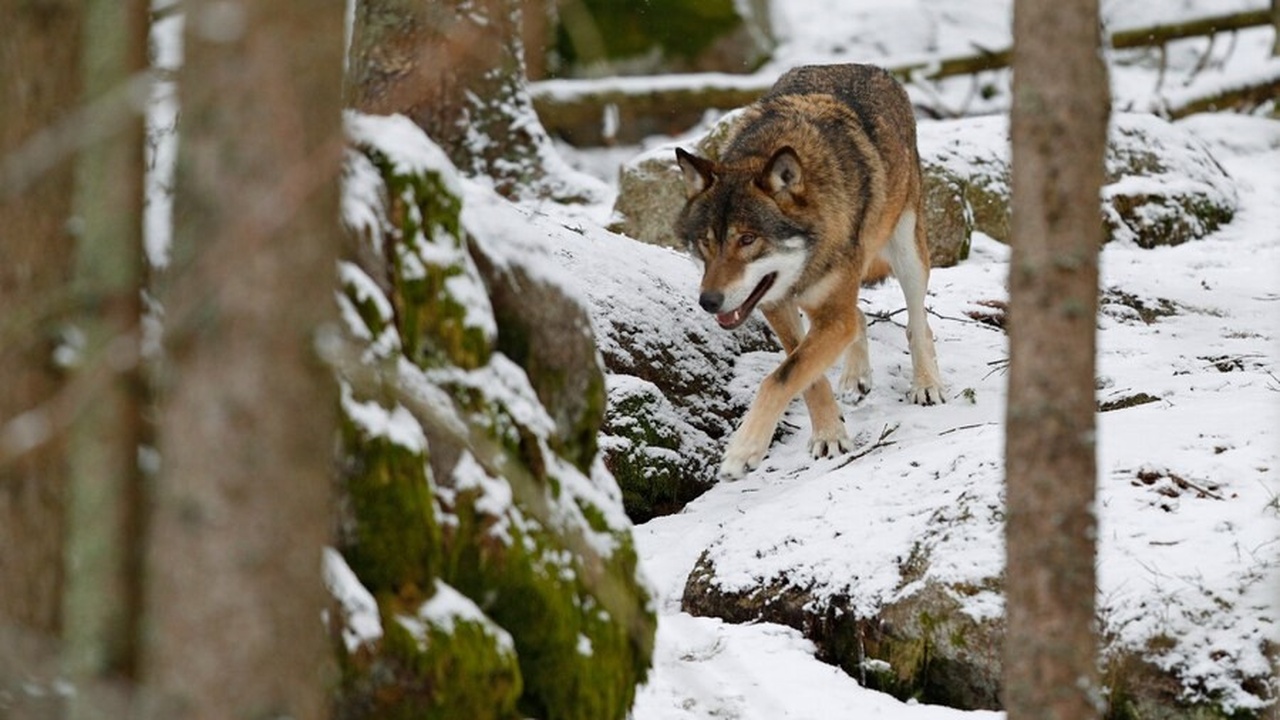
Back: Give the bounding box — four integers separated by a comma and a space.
0, 1, 82, 716
61, 1, 149, 714
1004, 0, 1109, 718
1273, 0, 1279, 56
142, 0, 344, 716
348, 0, 583, 199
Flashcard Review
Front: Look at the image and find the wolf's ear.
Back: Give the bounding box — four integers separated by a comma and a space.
760, 146, 804, 197
676, 147, 715, 199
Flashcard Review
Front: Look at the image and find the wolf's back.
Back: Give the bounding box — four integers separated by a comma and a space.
763, 63, 917, 155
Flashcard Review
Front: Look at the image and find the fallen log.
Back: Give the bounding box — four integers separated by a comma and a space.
532, 7, 1274, 145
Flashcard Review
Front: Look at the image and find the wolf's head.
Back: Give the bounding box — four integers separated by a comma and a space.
673, 146, 813, 329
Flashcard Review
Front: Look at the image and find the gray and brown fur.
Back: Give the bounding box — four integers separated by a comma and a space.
674, 63, 945, 479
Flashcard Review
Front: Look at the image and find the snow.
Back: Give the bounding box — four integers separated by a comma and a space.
418, 579, 516, 655
633, 614, 1003, 720
392, 578, 517, 657
339, 380, 427, 453
322, 547, 383, 653
616, 129, 1278, 718
140, 0, 1277, 715
535, 4, 1279, 718
345, 112, 465, 198
451, 2, 1280, 711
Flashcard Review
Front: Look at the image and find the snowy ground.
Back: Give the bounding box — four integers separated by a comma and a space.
538, 2, 1280, 718
606, 118, 1279, 720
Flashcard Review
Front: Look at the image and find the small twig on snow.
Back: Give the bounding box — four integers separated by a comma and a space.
832, 422, 900, 470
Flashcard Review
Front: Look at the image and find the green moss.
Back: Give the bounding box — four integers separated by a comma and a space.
340, 268, 391, 340
335, 591, 523, 720
384, 595, 523, 720
368, 149, 493, 370
339, 410, 441, 596
489, 298, 606, 474
862, 631, 930, 702
442, 461, 655, 720
557, 0, 742, 66
602, 383, 718, 522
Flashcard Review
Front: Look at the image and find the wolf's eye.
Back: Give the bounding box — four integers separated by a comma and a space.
738, 233, 757, 247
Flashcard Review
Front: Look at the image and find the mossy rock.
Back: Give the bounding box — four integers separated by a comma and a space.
601, 374, 720, 522
337, 385, 442, 597
338, 113, 656, 720
608, 146, 688, 250
553, 0, 772, 77
1101, 643, 1280, 720
860, 582, 1003, 709
1103, 114, 1237, 248
469, 240, 606, 474
917, 113, 1237, 250
918, 116, 1011, 247
329, 571, 523, 720
437, 444, 655, 720
358, 144, 495, 371
920, 162, 974, 268
681, 532, 1271, 718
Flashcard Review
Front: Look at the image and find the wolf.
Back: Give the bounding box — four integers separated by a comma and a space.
674, 63, 945, 480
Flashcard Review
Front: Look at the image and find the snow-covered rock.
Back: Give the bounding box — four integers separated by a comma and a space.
331, 112, 656, 720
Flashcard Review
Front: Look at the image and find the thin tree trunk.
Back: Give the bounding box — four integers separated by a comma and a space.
62, 0, 149, 714
1004, 0, 1109, 718
1272, 0, 1279, 56
0, 1, 82, 716
142, 0, 344, 716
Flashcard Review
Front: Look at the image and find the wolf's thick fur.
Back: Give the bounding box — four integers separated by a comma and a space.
674, 63, 945, 479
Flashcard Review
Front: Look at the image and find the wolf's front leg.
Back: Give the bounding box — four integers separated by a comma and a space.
720, 308, 857, 479
719, 418, 773, 480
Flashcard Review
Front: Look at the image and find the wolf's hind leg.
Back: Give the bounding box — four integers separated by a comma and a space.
838, 307, 872, 399
885, 207, 945, 405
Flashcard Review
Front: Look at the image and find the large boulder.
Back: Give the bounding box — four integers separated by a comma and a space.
683, 554, 1004, 710
917, 113, 1238, 249
611, 112, 1238, 259
463, 169, 778, 523
1103, 113, 1237, 248
331, 112, 656, 720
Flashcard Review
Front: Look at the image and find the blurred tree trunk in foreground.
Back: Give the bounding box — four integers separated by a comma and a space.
0, 1, 82, 716
347, 0, 584, 199
61, 0, 149, 714
1005, 0, 1109, 718
142, 0, 344, 716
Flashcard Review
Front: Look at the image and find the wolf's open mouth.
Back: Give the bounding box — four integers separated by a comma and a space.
716, 273, 777, 329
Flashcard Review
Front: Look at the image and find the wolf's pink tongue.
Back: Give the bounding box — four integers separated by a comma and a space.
716, 308, 742, 328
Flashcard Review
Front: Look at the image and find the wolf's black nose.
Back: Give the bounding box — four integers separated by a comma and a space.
699, 291, 724, 313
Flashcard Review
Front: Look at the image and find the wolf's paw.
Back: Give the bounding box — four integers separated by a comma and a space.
808, 428, 854, 459
719, 433, 768, 480
838, 369, 872, 401
908, 382, 946, 406
839, 356, 873, 400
